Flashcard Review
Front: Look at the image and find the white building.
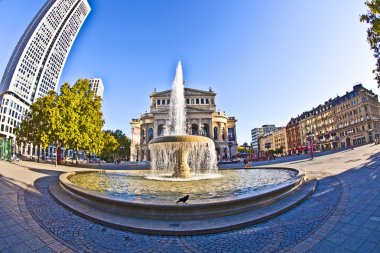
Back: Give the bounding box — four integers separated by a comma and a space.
130, 87, 238, 162
88, 78, 104, 98
251, 124, 279, 153
0, 0, 91, 141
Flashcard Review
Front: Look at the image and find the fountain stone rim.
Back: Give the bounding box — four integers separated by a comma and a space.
149, 134, 213, 145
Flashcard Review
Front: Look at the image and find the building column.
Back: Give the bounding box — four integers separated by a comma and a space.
20, 143, 23, 156
24, 143, 28, 156
29, 143, 33, 156
218, 123, 222, 140
234, 126, 237, 143
224, 123, 228, 141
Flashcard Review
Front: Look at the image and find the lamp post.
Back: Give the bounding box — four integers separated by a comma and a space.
264, 141, 271, 161
135, 145, 139, 162
120, 145, 124, 161
306, 131, 314, 160
227, 141, 233, 162
243, 142, 248, 152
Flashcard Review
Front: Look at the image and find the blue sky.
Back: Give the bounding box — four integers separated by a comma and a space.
0, 0, 378, 143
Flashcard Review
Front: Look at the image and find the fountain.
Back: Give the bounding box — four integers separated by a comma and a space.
149, 61, 218, 179
50, 62, 316, 235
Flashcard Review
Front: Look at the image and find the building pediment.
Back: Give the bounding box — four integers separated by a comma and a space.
184, 88, 216, 96
151, 87, 216, 98
153, 106, 214, 114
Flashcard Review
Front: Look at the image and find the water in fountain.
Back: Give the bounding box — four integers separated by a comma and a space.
149, 62, 219, 179
166, 61, 186, 135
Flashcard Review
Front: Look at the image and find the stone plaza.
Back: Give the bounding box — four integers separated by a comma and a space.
0, 143, 379, 252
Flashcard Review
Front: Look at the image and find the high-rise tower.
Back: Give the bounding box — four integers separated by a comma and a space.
0, 0, 91, 139
88, 78, 104, 98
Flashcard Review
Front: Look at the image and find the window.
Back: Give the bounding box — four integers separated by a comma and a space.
206, 98, 209, 104
196, 99, 199, 104
157, 100, 161, 105
214, 127, 218, 140
201, 98, 204, 104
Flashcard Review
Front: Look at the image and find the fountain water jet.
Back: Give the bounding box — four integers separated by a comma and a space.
149, 62, 218, 178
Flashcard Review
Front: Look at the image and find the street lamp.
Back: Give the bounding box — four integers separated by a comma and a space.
135, 144, 139, 162
243, 142, 248, 151
120, 145, 125, 161
227, 141, 233, 162
265, 141, 271, 161
306, 131, 314, 160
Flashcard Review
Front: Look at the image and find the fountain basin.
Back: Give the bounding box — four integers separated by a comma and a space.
149, 135, 218, 178
50, 167, 316, 235
149, 135, 214, 144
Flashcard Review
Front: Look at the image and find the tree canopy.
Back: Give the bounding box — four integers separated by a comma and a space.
16, 79, 105, 162
99, 131, 119, 162
16, 90, 57, 162
361, 0, 380, 87
104, 129, 131, 160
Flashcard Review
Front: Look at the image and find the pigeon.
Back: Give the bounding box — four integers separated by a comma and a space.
176, 195, 189, 204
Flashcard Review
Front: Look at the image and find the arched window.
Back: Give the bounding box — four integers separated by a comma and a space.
203, 124, 209, 137
228, 128, 235, 141
191, 124, 198, 135
214, 127, 218, 140
148, 128, 153, 143
157, 124, 164, 136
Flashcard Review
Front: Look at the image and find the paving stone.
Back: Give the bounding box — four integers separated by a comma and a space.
6, 243, 33, 253
342, 237, 366, 251
327, 232, 350, 245
356, 241, 376, 253
367, 231, 380, 243
24, 238, 47, 251
312, 240, 337, 253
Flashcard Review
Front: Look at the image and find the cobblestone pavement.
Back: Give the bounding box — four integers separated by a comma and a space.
0, 144, 380, 252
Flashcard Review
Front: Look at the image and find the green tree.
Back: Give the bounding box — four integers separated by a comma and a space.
100, 131, 119, 162
16, 91, 57, 162
58, 79, 104, 164
106, 129, 131, 160
17, 79, 105, 165
273, 147, 284, 155
361, 0, 380, 87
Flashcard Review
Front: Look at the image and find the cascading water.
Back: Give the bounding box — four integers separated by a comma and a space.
148, 62, 218, 179
166, 61, 186, 135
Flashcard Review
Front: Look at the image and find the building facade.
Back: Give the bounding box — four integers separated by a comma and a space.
0, 0, 91, 141
258, 133, 273, 155
286, 117, 301, 154
88, 78, 104, 98
286, 84, 380, 154
298, 101, 337, 153
130, 87, 238, 162
251, 124, 279, 153
272, 127, 288, 155
334, 84, 380, 147
257, 127, 287, 156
